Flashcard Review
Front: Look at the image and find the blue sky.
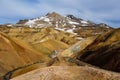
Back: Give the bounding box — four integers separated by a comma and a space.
0, 0, 120, 28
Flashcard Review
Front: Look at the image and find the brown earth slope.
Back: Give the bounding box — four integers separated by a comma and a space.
78, 28, 120, 72
0, 27, 77, 54
11, 66, 120, 80
0, 28, 120, 80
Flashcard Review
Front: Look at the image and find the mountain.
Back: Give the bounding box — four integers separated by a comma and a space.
16, 12, 113, 38
22, 12, 109, 28
0, 12, 119, 80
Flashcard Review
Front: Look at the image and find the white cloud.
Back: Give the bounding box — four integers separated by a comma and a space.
0, 0, 38, 17
0, 0, 120, 27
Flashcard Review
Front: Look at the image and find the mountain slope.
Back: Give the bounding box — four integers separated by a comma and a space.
0, 32, 45, 78
77, 28, 120, 72
11, 66, 120, 80
32, 39, 69, 55
0, 27, 77, 56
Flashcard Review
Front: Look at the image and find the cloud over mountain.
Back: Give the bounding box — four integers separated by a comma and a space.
0, 0, 120, 27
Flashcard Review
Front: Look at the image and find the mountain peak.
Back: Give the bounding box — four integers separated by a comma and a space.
46, 12, 62, 17
15, 12, 113, 36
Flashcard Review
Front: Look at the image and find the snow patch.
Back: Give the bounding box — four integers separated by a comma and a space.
35, 24, 45, 28
66, 29, 77, 35
68, 20, 79, 25
55, 27, 65, 31
81, 20, 88, 26
40, 16, 50, 22
72, 25, 76, 28
25, 19, 36, 27
77, 37, 83, 40
25, 16, 52, 27
55, 21, 59, 28
106, 26, 110, 28
81, 21, 88, 24
55, 26, 77, 35
7, 24, 12, 27
66, 29, 74, 33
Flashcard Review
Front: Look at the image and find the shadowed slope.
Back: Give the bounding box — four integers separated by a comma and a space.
78, 29, 120, 72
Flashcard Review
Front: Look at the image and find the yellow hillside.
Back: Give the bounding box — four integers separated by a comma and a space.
0, 32, 45, 78
32, 39, 69, 55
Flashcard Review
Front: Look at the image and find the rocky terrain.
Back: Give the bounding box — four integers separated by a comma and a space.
0, 12, 120, 80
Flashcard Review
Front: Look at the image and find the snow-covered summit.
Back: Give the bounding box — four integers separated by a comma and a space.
24, 12, 95, 28
16, 12, 111, 35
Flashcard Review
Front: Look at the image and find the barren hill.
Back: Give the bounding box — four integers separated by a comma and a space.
77, 28, 120, 72
0, 32, 45, 79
